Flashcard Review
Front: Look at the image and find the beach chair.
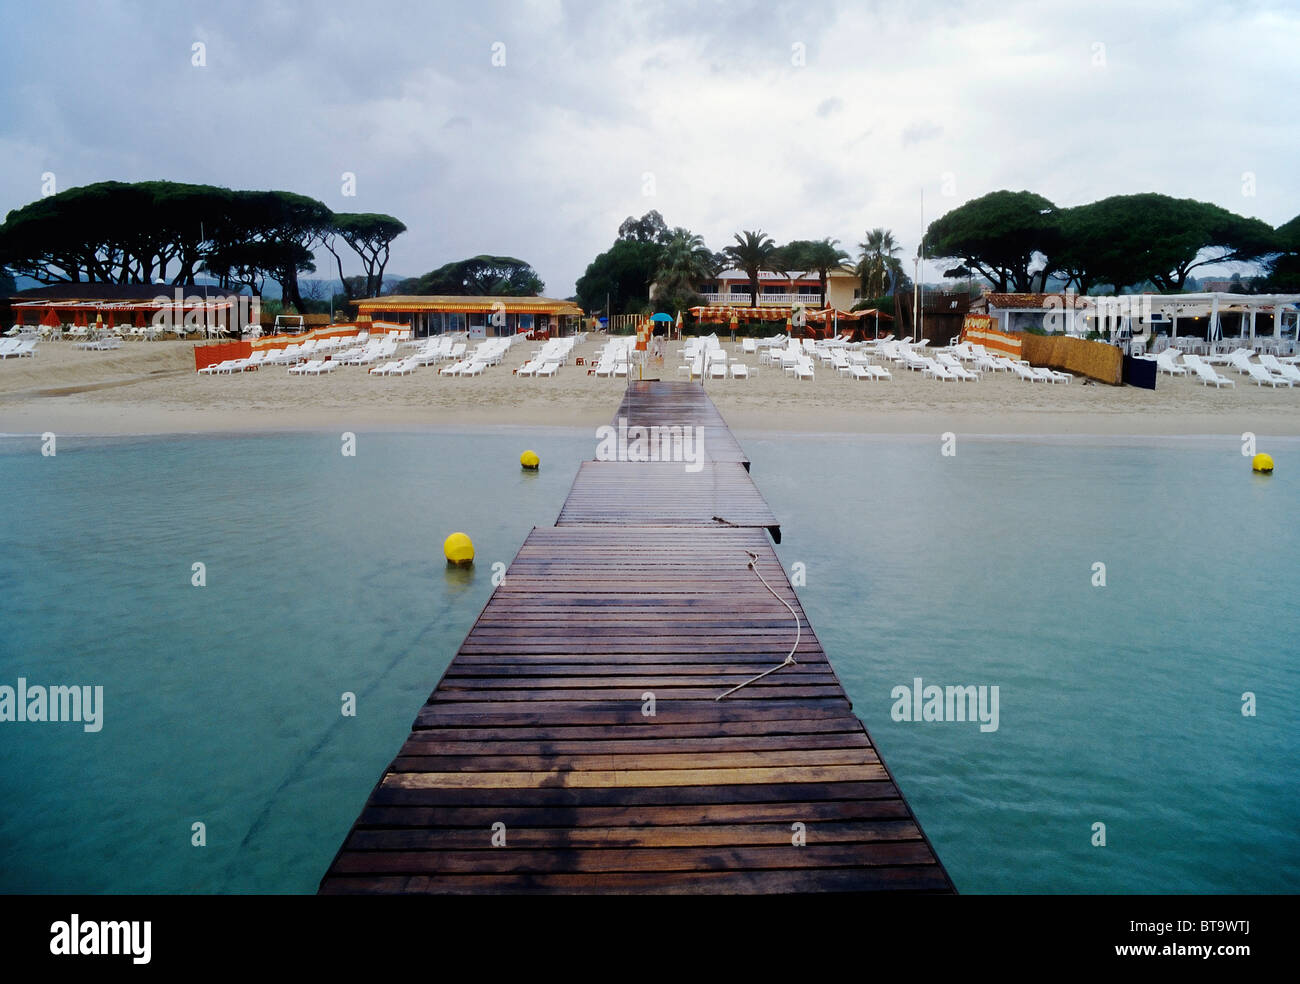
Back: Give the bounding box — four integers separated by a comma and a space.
303, 359, 338, 375
1154, 350, 1186, 376
847, 364, 873, 381
867, 365, 892, 381
1228, 351, 1259, 375
1260, 354, 1300, 384
1031, 366, 1070, 384
922, 360, 958, 382
535, 361, 560, 378
948, 363, 981, 382
1245, 364, 1292, 387
369, 360, 403, 375
730, 363, 750, 379
288, 359, 326, 375
1008, 362, 1042, 382
1192, 362, 1235, 387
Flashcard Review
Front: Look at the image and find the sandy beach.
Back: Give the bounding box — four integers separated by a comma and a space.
2, 335, 1299, 437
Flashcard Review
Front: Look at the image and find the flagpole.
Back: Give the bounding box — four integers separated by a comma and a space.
917, 189, 924, 344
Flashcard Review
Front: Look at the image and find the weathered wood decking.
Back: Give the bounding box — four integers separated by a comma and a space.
319, 381, 953, 894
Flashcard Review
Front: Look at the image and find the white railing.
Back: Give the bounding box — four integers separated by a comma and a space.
701, 292, 822, 306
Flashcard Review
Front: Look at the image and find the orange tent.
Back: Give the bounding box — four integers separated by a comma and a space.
40, 308, 61, 327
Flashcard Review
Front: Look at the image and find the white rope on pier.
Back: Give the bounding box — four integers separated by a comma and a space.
715, 550, 800, 700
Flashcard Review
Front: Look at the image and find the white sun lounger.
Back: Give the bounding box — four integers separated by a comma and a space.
1009, 362, 1043, 382
2, 339, 38, 358
1154, 350, 1186, 376
1246, 364, 1293, 387
288, 359, 327, 375
1032, 366, 1070, 384
535, 361, 560, 378
1261, 354, 1300, 383
1192, 362, 1235, 387
385, 358, 418, 376
922, 361, 958, 381
730, 363, 750, 379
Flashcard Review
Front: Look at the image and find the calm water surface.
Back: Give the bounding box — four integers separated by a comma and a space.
1, 428, 1295, 893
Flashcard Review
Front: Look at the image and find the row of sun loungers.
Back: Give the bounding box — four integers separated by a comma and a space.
8, 323, 206, 341
1147, 348, 1298, 387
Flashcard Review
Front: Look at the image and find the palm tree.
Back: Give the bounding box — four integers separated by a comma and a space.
857, 228, 902, 300
656, 228, 716, 287
804, 237, 851, 308
652, 228, 717, 319
723, 230, 779, 308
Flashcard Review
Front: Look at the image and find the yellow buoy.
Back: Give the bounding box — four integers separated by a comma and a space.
443, 532, 475, 566
520, 450, 540, 470
1252, 453, 1274, 474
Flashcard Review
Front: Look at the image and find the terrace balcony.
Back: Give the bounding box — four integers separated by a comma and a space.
700, 291, 823, 306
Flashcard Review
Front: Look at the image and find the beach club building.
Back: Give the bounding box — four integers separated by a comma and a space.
687, 266, 863, 310
4, 282, 257, 337
351, 295, 584, 338
975, 290, 1300, 354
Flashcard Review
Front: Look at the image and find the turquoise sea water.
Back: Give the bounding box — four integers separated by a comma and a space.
1, 428, 1297, 894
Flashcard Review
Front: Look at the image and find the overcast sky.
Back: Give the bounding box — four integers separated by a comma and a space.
2, 0, 1297, 296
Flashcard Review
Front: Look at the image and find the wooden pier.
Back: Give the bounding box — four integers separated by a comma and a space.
319, 381, 953, 894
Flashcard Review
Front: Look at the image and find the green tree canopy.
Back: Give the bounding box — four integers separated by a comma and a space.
923, 190, 1060, 292
1049, 194, 1277, 292
617, 210, 671, 245
0, 181, 366, 313
1259, 213, 1300, 291
323, 213, 407, 300
575, 238, 664, 314
0, 180, 236, 285
397, 255, 544, 296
